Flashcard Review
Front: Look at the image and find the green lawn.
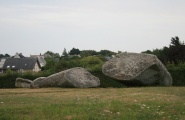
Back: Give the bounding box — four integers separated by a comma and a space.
0, 87, 185, 120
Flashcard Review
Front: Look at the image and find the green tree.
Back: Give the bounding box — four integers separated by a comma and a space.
168, 36, 185, 65
55, 58, 81, 72
80, 50, 98, 57
4, 54, 10, 57
118, 51, 122, 54
42, 58, 56, 72
0, 54, 10, 58
0, 54, 4, 58
142, 50, 153, 54
62, 48, 68, 57
69, 48, 80, 55
170, 36, 182, 46
81, 56, 104, 72
152, 48, 168, 64
44, 51, 60, 58
142, 36, 185, 65
99, 50, 116, 56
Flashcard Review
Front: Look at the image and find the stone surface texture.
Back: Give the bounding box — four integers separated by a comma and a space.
30, 67, 100, 88
102, 52, 172, 86
15, 78, 32, 88
63, 67, 100, 88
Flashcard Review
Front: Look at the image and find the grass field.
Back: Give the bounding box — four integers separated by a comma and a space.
0, 87, 185, 120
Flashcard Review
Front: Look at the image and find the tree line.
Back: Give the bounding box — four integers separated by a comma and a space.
0, 54, 10, 58
45, 48, 116, 58
1, 36, 185, 66
142, 36, 185, 65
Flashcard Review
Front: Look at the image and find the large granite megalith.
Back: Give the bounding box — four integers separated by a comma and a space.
102, 52, 172, 86
15, 67, 100, 88
15, 78, 32, 88
31, 67, 100, 88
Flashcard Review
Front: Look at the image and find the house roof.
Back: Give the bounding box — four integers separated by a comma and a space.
12, 53, 26, 58
2, 58, 40, 70
37, 56, 46, 67
43, 53, 52, 58
30, 55, 46, 67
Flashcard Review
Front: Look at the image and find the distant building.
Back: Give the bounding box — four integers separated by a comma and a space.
43, 53, 52, 59
2, 58, 41, 73
12, 53, 26, 58
30, 54, 46, 67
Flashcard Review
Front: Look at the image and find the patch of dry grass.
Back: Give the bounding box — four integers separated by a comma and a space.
0, 87, 185, 120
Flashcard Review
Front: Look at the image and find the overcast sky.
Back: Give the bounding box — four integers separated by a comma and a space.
1, 0, 185, 56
